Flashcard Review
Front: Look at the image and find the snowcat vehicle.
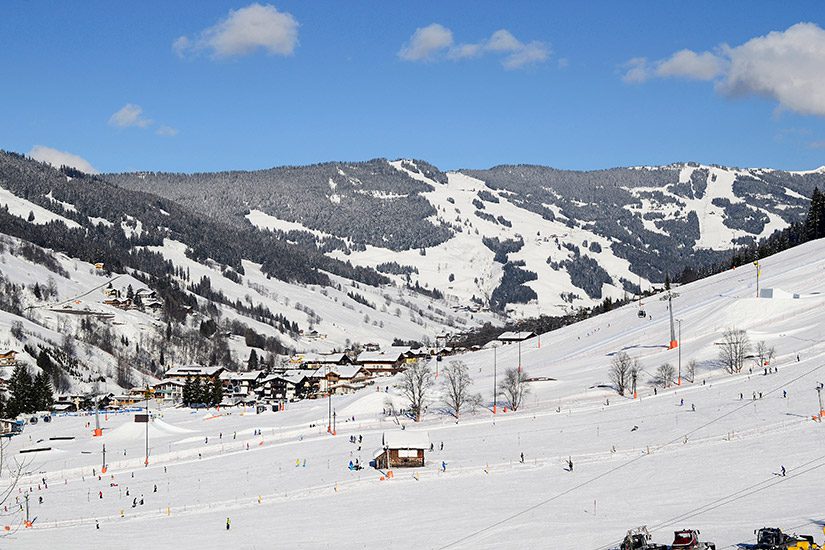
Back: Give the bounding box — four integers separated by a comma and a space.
619, 526, 668, 550
671, 529, 716, 550
741, 527, 822, 550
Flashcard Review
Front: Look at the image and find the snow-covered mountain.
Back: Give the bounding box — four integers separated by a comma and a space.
109, 158, 823, 316
0, 152, 497, 393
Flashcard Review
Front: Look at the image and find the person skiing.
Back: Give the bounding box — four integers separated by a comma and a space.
568, 457, 574, 472
429, 443, 434, 452
781, 465, 786, 476
99, 491, 103, 499
441, 461, 447, 472
691, 403, 695, 412
440, 442, 444, 451
226, 517, 231, 530
520, 452, 525, 463
680, 398, 684, 406
153, 484, 157, 493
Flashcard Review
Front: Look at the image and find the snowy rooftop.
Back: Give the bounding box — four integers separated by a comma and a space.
497, 331, 536, 341
220, 370, 264, 381
356, 351, 404, 363
311, 365, 365, 379
382, 431, 430, 450
165, 365, 224, 377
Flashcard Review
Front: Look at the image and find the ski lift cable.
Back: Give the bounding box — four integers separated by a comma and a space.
437, 360, 825, 550
591, 454, 825, 550
649, 459, 825, 545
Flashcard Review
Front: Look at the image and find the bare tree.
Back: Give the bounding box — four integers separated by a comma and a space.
753, 340, 776, 370
441, 361, 472, 420
652, 363, 676, 388
498, 367, 530, 411
397, 361, 434, 422
609, 352, 639, 396
686, 359, 697, 383
718, 328, 751, 374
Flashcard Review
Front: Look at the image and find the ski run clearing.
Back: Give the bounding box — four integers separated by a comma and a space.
3, 239, 825, 549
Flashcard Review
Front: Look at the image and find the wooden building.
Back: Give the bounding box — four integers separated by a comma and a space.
374, 431, 430, 469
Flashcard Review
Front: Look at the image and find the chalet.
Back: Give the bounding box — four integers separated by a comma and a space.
164, 365, 225, 383
300, 353, 352, 369
220, 370, 264, 398
152, 379, 186, 404
258, 371, 311, 402
134, 288, 157, 300
373, 431, 430, 469
311, 365, 368, 395
496, 331, 537, 344
356, 350, 406, 376
103, 297, 132, 310
0, 350, 18, 367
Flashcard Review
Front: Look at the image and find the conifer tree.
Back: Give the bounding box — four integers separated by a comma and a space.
6, 365, 33, 417
210, 378, 223, 407
32, 371, 54, 411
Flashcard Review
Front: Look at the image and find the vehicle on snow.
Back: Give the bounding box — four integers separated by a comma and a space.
737, 527, 822, 550
671, 529, 716, 550
619, 526, 668, 550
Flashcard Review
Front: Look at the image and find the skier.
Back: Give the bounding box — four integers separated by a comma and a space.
691, 403, 695, 412
568, 458, 574, 472
38, 496, 42, 505
740, 393, 743, 400
429, 443, 434, 452
96, 520, 99, 530
99, 491, 103, 499
441, 461, 447, 472
781, 465, 786, 476
440, 442, 444, 451
783, 390, 787, 398
226, 517, 231, 530
153, 484, 157, 493
680, 398, 684, 406
520, 452, 524, 463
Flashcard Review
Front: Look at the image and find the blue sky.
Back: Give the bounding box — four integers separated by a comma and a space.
2, 1, 825, 173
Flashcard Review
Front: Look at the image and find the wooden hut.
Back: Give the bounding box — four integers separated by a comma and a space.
374, 431, 429, 469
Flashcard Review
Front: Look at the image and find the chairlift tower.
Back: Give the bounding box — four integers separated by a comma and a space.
659, 289, 680, 349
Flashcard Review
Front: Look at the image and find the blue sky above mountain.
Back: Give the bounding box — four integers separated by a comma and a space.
2, 1, 825, 173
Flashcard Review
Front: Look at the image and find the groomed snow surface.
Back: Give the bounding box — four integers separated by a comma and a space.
4, 239, 825, 549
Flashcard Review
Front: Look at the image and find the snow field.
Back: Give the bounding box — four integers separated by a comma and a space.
3, 239, 825, 548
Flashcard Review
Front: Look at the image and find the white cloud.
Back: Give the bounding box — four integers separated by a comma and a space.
108, 103, 152, 128
718, 23, 825, 116
656, 49, 725, 80
502, 41, 550, 70
398, 23, 453, 61
485, 30, 522, 53
174, 3, 299, 59
156, 125, 179, 137
28, 146, 97, 174
401, 24, 549, 69
621, 57, 651, 83
622, 22, 825, 117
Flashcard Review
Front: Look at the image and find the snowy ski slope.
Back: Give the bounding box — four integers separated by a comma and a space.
2, 238, 825, 548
